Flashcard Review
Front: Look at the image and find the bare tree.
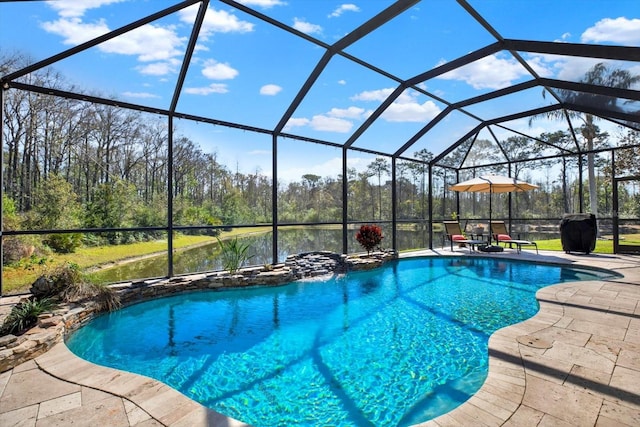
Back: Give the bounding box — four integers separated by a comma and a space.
367, 157, 390, 220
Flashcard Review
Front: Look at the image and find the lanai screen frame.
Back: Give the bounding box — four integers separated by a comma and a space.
2, 0, 640, 294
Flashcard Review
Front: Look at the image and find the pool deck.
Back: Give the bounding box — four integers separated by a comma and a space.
1, 249, 639, 426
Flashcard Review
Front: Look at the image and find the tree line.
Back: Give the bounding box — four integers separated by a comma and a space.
2, 52, 639, 264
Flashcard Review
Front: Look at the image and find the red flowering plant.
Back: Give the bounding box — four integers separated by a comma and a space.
355, 224, 384, 255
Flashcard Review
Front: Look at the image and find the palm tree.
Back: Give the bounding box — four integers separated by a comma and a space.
531, 63, 640, 220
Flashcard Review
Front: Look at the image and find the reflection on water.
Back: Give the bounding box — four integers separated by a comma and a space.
93, 228, 432, 284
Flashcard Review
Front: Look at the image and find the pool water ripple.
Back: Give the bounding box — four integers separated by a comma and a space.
66, 256, 614, 426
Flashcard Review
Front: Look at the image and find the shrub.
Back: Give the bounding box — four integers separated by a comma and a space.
45, 233, 83, 253
0, 297, 57, 336
2, 236, 36, 264
355, 224, 384, 255
216, 236, 253, 273
60, 281, 121, 312
30, 262, 83, 298
30, 262, 120, 312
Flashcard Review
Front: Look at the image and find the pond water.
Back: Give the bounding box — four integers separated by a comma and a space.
93, 228, 432, 283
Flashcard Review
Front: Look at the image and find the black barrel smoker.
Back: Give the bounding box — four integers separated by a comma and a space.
559, 213, 597, 254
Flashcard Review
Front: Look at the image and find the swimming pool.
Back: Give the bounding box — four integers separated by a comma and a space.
66, 256, 614, 426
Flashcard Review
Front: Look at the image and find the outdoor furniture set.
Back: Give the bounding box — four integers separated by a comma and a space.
443, 220, 538, 254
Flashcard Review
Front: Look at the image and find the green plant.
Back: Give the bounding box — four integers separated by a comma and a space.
216, 236, 253, 273
60, 281, 121, 312
0, 297, 57, 336
30, 262, 84, 298
355, 224, 384, 255
28, 261, 120, 312
45, 233, 83, 253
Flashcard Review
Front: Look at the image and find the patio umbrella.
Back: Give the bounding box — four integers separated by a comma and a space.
449, 174, 538, 245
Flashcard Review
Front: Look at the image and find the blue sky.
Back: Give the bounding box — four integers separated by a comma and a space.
1, 0, 639, 183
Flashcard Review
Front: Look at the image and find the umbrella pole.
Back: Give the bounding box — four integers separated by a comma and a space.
489, 185, 492, 245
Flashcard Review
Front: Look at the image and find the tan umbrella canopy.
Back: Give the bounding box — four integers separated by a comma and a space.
449, 174, 538, 193
449, 175, 539, 245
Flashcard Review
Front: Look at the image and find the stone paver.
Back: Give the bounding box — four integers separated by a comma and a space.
1, 250, 639, 426
0, 404, 38, 427
0, 362, 80, 413
36, 394, 130, 427
37, 391, 82, 419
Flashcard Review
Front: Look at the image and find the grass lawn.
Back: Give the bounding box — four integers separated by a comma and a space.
2, 227, 271, 295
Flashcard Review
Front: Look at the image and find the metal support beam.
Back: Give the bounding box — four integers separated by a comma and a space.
342, 147, 349, 254
167, 115, 175, 277
170, 0, 209, 113
504, 39, 640, 61
391, 157, 397, 251
272, 134, 279, 264
428, 163, 434, 249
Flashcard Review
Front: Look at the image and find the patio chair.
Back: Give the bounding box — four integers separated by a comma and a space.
443, 221, 486, 253
490, 221, 538, 254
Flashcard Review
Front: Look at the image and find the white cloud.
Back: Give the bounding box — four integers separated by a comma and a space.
41, 17, 111, 45
284, 117, 311, 130
382, 100, 440, 122
523, 16, 640, 84
185, 83, 229, 95
237, 0, 287, 8
46, 0, 125, 18
260, 84, 282, 95
283, 105, 360, 132
438, 54, 530, 90
102, 24, 185, 62
499, 118, 565, 140
581, 17, 640, 46
293, 18, 322, 35
283, 115, 352, 133
41, 1, 192, 79
194, 43, 210, 53
179, 5, 254, 41
351, 87, 441, 123
136, 60, 180, 76
338, 79, 347, 85
522, 55, 555, 78
41, 17, 186, 69
351, 88, 395, 102
202, 59, 239, 80
553, 57, 605, 82
282, 86, 441, 133
329, 4, 360, 18
327, 106, 365, 119
527, 52, 606, 82
122, 91, 160, 99
309, 115, 353, 132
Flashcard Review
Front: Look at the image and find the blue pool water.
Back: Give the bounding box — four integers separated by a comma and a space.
66, 257, 614, 426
